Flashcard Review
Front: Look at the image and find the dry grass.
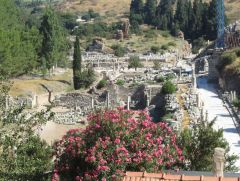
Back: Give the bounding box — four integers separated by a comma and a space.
9, 69, 73, 97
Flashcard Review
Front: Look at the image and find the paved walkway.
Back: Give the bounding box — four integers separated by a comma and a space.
197, 76, 240, 169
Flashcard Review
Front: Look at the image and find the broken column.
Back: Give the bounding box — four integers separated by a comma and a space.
213, 148, 225, 177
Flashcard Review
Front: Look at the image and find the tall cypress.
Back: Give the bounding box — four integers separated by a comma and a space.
156, 0, 175, 30
144, 0, 158, 25
130, 0, 144, 25
175, 0, 188, 32
205, 0, 217, 40
73, 36, 82, 90
130, 0, 144, 14
39, 9, 54, 71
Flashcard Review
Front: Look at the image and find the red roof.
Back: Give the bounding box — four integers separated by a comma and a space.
123, 172, 240, 181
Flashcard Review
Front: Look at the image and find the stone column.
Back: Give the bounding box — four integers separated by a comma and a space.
127, 95, 131, 110
106, 92, 110, 108
91, 97, 94, 109
5, 96, 9, 110
213, 148, 225, 177
149, 88, 152, 101
205, 110, 209, 121
146, 99, 150, 107
192, 75, 197, 90
233, 91, 237, 101
196, 92, 201, 108
230, 91, 234, 102
179, 68, 182, 81
35, 95, 38, 107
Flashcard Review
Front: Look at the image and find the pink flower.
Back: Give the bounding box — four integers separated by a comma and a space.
114, 138, 121, 144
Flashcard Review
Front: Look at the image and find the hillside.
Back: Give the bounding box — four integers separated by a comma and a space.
56, 0, 240, 22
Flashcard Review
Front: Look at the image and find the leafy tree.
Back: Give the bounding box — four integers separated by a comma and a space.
178, 118, 239, 172
162, 81, 177, 94
0, 76, 53, 180
128, 56, 143, 71
73, 36, 82, 90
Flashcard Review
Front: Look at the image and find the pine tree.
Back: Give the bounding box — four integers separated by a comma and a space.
144, 0, 157, 25
73, 36, 82, 90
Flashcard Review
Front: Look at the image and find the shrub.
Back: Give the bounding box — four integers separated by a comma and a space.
192, 37, 206, 54
111, 44, 127, 57
233, 98, 240, 108
75, 68, 95, 89
53, 109, 184, 180
162, 81, 177, 94
161, 31, 170, 38
161, 44, 169, 50
235, 48, 240, 57
155, 76, 165, 83
144, 29, 158, 39
168, 42, 176, 47
97, 79, 108, 89
151, 46, 160, 54
116, 79, 125, 86
217, 52, 237, 72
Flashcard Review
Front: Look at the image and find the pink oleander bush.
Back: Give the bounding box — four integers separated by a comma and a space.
52, 108, 183, 181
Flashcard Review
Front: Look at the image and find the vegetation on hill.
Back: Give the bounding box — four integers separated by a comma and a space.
129, 0, 220, 41
218, 48, 240, 76
0, 0, 69, 77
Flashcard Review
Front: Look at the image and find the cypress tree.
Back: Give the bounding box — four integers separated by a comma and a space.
175, 0, 188, 32
130, 0, 144, 25
205, 0, 217, 40
39, 8, 54, 72
130, 0, 144, 14
73, 36, 82, 90
144, 0, 158, 25
156, 0, 175, 30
